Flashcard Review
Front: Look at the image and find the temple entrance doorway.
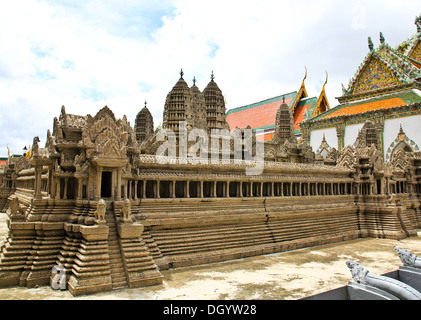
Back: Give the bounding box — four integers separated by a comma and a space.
101, 171, 112, 198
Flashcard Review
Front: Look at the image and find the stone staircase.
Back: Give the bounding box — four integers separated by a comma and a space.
142, 197, 362, 268
104, 206, 128, 290
268, 211, 359, 243
397, 210, 417, 237
149, 222, 276, 268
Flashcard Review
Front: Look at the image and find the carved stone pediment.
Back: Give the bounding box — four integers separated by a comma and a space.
337, 145, 356, 169
81, 108, 135, 167
391, 148, 409, 172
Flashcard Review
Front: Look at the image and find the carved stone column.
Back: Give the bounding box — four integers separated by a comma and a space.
96, 167, 102, 200
34, 165, 42, 200
186, 181, 190, 198
116, 169, 122, 200
336, 121, 346, 151
128, 180, 132, 199
227, 181, 230, 198
55, 179, 61, 200
77, 178, 82, 200
172, 180, 176, 198
134, 180, 138, 200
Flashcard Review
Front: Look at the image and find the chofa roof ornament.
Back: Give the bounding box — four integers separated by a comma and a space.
368, 37, 374, 51
380, 32, 385, 44
415, 14, 421, 33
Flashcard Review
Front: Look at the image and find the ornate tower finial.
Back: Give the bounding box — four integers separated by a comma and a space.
368, 37, 374, 51
193, 76, 196, 86
180, 68, 184, 79
415, 14, 421, 32
282, 95, 285, 104
144, 100, 147, 108
380, 32, 385, 44
211, 71, 215, 81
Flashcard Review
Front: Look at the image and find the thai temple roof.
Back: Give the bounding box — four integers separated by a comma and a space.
305, 19, 421, 126
226, 91, 297, 132
312, 89, 421, 121
293, 97, 318, 132
226, 69, 330, 138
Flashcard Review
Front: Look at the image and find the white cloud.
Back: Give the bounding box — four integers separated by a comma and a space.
0, 0, 419, 156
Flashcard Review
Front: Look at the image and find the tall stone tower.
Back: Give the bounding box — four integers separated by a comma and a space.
134, 102, 154, 143
163, 69, 196, 134
203, 71, 230, 132
190, 76, 207, 131
273, 97, 296, 144
163, 70, 228, 134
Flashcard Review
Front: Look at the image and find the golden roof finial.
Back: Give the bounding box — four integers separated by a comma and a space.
302, 66, 307, 84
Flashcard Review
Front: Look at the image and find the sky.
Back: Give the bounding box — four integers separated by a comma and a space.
0, 0, 419, 157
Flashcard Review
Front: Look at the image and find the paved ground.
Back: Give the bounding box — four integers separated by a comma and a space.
0, 211, 420, 300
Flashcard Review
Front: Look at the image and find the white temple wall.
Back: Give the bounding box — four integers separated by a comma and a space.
310, 127, 338, 151
344, 123, 364, 148
384, 115, 421, 158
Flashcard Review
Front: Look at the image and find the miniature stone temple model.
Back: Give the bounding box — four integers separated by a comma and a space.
0, 14, 420, 296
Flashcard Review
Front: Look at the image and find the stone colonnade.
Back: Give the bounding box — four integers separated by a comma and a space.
44, 173, 413, 201
122, 178, 355, 200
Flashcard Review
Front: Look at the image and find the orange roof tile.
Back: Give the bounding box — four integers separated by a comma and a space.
226, 97, 294, 130
293, 103, 311, 131
321, 97, 405, 120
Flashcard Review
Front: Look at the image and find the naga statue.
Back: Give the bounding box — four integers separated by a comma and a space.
395, 246, 421, 269
346, 260, 421, 300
